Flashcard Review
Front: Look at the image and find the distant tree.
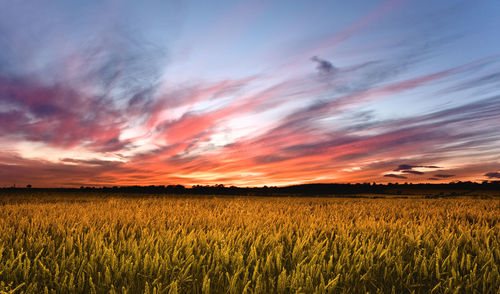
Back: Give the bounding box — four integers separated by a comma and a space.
26, 184, 32, 188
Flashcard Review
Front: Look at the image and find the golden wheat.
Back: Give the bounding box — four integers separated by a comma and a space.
0, 194, 498, 293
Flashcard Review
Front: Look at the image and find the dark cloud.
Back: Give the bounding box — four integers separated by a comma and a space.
311, 56, 337, 76
427, 177, 439, 180
484, 172, 500, 179
434, 174, 454, 178
384, 174, 407, 179
402, 170, 424, 175
394, 164, 440, 171
31, 103, 63, 117
394, 164, 414, 171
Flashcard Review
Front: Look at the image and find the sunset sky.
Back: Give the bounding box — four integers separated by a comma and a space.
1, 0, 500, 187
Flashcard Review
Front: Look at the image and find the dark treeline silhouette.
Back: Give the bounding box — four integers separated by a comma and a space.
1, 181, 499, 198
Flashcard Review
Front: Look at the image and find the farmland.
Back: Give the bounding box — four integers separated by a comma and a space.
0, 193, 498, 293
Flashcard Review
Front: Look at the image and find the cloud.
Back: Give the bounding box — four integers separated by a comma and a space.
441, 71, 500, 94
394, 164, 414, 171
434, 174, 454, 178
267, 57, 498, 146
307, 0, 405, 56
402, 170, 425, 175
311, 56, 337, 76
0, 76, 126, 149
60, 158, 122, 166
427, 177, 439, 180
484, 172, 500, 179
394, 164, 439, 171
0, 153, 133, 187
384, 174, 407, 179
0, 1, 175, 153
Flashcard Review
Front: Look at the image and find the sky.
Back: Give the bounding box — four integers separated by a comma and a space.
1, 0, 500, 187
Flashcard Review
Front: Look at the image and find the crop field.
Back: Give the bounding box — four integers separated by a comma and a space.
0, 193, 498, 293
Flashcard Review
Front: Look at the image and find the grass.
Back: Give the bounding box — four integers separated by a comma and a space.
0, 193, 498, 293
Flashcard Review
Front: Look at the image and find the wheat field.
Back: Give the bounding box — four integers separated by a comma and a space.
0, 194, 498, 293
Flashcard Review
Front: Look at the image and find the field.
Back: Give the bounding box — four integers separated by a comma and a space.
0, 193, 498, 293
